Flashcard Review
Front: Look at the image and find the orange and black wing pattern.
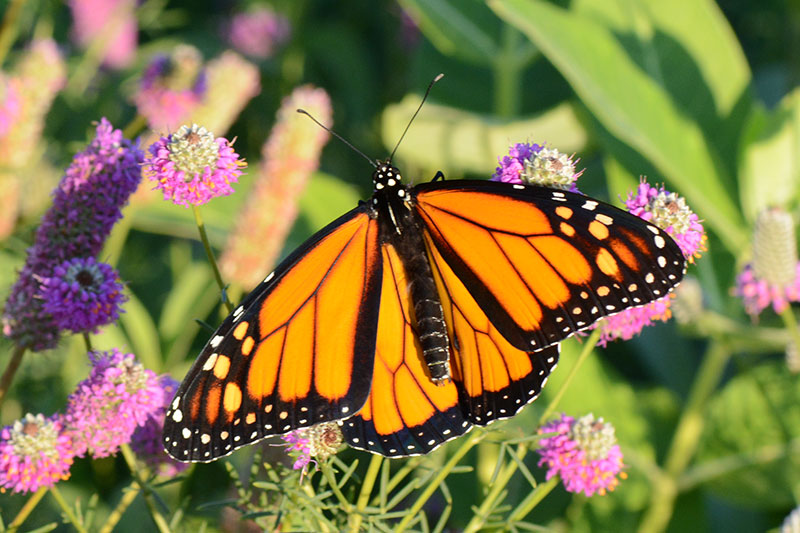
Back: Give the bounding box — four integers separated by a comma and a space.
425, 233, 560, 426
414, 181, 685, 352
341, 244, 470, 456
163, 207, 382, 462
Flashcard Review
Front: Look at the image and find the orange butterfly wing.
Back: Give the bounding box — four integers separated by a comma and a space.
414, 182, 685, 352
342, 244, 470, 456
163, 208, 381, 462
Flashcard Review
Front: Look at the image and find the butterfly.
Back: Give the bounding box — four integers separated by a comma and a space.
162, 154, 686, 462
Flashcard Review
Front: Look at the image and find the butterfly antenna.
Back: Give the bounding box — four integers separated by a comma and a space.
296, 109, 377, 168
389, 73, 444, 162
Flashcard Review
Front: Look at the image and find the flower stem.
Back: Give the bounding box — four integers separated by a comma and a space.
6, 486, 47, 532
50, 485, 89, 533
192, 205, 233, 313
539, 329, 600, 424
638, 340, 731, 533
82, 332, 93, 352
779, 308, 800, 357
99, 480, 140, 533
122, 114, 148, 139
0, 344, 26, 410
348, 454, 383, 533
395, 431, 484, 533
506, 475, 559, 523
119, 444, 172, 533
320, 461, 353, 511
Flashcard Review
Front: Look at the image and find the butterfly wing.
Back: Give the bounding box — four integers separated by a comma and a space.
163, 207, 382, 462
425, 233, 560, 425
414, 180, 686, 352
341, 243, 471, 457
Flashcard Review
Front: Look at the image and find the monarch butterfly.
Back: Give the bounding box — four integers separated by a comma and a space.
162, 102, 686, 463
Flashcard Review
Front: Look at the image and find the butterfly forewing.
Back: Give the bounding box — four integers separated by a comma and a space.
163, 208, 382, 462
414, 181, 686, 352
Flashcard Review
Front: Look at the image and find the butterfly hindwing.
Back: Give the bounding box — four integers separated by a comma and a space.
341, 244, 470, 457
414, 181, 685, 352
425, 232, 560, 425
163, 207, 382, 462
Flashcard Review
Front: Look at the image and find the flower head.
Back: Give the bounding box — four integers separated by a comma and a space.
536, 414, 625, 497
220, 85, 331, 288
625, 180, 706, 262
130, 375, 190, 477
64, 350, 162, 458
595, 296, 673, 347
735, 208, 800, 317
226, 8, 290, 59
40, 257, 126, 335
281, 422, 343, 476
3, 119, 142, 350
144, 124, 245, 207
492, 142, 583, 191
0, 414, 74, 493
133, 46, 207, 131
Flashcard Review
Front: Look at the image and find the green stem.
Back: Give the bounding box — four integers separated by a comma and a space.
320, 461, 353, 511
7, 486, 47, 532
192, 205, 233, 313
395, 431, 484, 533
83, 332, 93, 352
122, 114, 148, 140
638, 340, 731, 533
780, 308, 800, 356
506, 475, 559, 523
99, 480, 141, 533
348, 454, 383, 533
0, 344, 25, 410
0, 0, 25, 67
539, 329, 600, 424
493, 25, 522, 118
50, 485, 88, 533
120, 444, 172, 533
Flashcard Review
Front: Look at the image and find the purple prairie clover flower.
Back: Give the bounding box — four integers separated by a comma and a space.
281, 422, 343, 476
595, 297, 673, 347
220, 85, 331, 288
735, 208, 800, 316
2, 119, 142, 351
0, 414, 75, 493
225, 7, 290, 60
64, 350, 162, 458
40, 257, 126, 335
69, 0, 137, 69
144, 124, 245, 207
491, 142, 583, 192
130, 376, 189, 477
134, 46, 207, 131
536, 414, 626, 497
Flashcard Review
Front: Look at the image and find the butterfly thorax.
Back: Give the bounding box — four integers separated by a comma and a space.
371, 161, 452, 383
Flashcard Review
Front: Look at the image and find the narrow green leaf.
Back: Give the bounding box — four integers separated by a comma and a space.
158, 262, 213, 340
118, 288, 162, 371
489, 0, 747, 252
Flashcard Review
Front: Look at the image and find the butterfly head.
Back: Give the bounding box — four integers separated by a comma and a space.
372, 161, 406, 197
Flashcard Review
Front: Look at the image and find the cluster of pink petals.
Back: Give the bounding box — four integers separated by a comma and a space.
226, 7, 290, 59
536, 414, 625, 497
0, 414, 75, 493
596, 296, 673, 347
735, 262, 800, 316
282, 430, 313, 473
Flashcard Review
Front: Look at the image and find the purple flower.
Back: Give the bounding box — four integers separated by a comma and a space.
225, 8, 290, 59
40, 257, 126, 335
596, 297, 673, 347
2, 118, 142, 351
281, 422, 343, 476
64, 350, 162, 458
130, 376, 189, 477
144, 124, 245, 207
536, 414, 625, 497
624, 180, 706, 262
491, 142, 583, 191
133, 47, 207, 131
0, 414, 75, 493
734, 208, 800, 317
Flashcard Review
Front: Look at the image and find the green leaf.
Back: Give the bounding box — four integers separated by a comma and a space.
399, 0, 500, 64
159, 262, 214, 341
117, 288, 162, 372
696, 361, 800, 509
489, 0, 747, 252
738, 88, 800, 222
382, 96, 587, 177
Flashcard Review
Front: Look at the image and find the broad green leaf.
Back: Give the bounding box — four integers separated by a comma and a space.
489, 0, 747, 252
382, 96, 587, 177
696, 361, 800, 509
738, 88, 800, 222
400, 0, 500, 64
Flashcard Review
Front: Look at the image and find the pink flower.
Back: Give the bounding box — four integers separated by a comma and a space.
491, 142, 583, 191
537, 414, 625, 497
281, 423, 343, 477
69, 0, 137, 69
226, 8, 290, 59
